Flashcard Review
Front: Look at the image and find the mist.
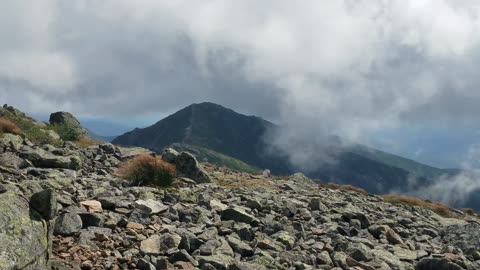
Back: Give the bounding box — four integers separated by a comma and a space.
391, 144, 480, 208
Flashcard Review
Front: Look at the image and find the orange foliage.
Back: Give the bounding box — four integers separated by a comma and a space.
382, 194, 455, 218
116, 154, 176, 187
318, 182, 368, 195
0, 117, 22, 135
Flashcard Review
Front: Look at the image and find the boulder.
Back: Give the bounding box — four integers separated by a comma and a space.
221, 207, 259, 226
309, 197, 328, 212
30, 189, 57, 220
0, 152, 24, 169
99, 143, 118, 154
441, 221, 480, 252
49, 111, 89, 138
20, 148, 82, 170
133, 199, 169, 214
0, 192, 49, 269
140, 235, 162, 255
0, 133, 23, 151
415, 258, 463, 270
162, 147, 179, 164
80, 200, 103, 213
54, 213, 83, 236
175, 152, 211, 183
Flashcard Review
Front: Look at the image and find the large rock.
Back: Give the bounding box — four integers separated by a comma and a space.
133, 199, 168, 214
0, 133, 23, 151
175, 152, 211, 184
54, 213, 83, 236
0, 152, 25, 169
441, 221, 480, 252
162, 147, 179, 164
221, 207, 259, 226
415, 258, 463, 270
140, 235, 162, 255
49, 111, 89, 138
30, 189, 57, 220
0, 192, 49, 269
20, 148, 82, 170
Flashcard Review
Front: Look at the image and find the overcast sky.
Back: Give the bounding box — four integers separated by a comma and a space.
2, 0, 480, 168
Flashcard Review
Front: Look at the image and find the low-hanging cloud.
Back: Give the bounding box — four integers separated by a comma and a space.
3, 1, 480, 168
393, 144, 480, 208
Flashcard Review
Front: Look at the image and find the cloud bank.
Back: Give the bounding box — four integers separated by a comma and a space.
3, 0, 480, 168
395, 144, 480, 208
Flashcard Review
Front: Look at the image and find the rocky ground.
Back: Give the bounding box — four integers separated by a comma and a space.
1, 131, 480, 270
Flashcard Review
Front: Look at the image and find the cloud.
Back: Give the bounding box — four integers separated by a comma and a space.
394, 144, 480, 208
2, 1, 480, 167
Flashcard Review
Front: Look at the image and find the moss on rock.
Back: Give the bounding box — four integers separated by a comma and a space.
0, 192, 49, 269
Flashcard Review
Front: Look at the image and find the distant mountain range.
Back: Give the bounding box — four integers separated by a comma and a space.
113, 102, 460, 195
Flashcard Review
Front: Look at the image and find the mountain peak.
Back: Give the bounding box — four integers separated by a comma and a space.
112, 102, 283, 171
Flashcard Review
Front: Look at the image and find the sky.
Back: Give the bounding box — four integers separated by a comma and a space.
2, 0, 480, 169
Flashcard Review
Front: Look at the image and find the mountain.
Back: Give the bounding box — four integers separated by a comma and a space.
80, 119, 133, 138
113, 102, 291, 173
113, 102, 454, 194
87, 129, 117, 142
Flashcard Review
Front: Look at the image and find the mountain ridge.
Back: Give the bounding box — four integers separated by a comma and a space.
113, 102, 451, 194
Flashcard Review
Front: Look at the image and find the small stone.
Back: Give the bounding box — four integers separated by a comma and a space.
386, 227, 406, 247
133, 199, 169, 214
136, 258, 156, 270
271, 231, 296, 249
80, 200, 103, 213
140, 235, 162, 255
209, 199, 228, 212
226, 235, 254, 256
79, 212, 105, 227
221, 207, 259, 226
126, 222, 145, 230
392, 246, 417, 261
415, 258, 463, 270
198, 255, 235, 270
54, 213, 83, 236
309, 198, 328, 212
81, 260, 93, 270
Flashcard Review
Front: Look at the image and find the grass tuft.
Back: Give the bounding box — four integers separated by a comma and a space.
382, 194, 456, 218
318, 182, 369, 195
116, 154, 176, 187
0, 117, 22, 136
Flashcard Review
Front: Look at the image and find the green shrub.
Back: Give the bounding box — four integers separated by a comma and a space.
116, 154, 176, 187
49, 124, 82, 141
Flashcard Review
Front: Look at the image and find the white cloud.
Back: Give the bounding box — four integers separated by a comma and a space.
2, 1, 480, 167
400, 144, 480, 207
0, 51, 75, 91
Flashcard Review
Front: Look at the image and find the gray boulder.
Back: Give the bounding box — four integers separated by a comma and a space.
0, 133, 23, 152
162, 147, 179, 163
30, 189, 57, 220
415, 258, 463, 270
49, 111, 89, 139
54, 213, 83, 236
0, 192, 49, 269
175, 151, 211, 183
20, 148, 82, 170
221, 207, 259, 226
441, 221, 480, 252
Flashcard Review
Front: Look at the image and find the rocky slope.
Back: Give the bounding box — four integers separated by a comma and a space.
1, 128, 480, 269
